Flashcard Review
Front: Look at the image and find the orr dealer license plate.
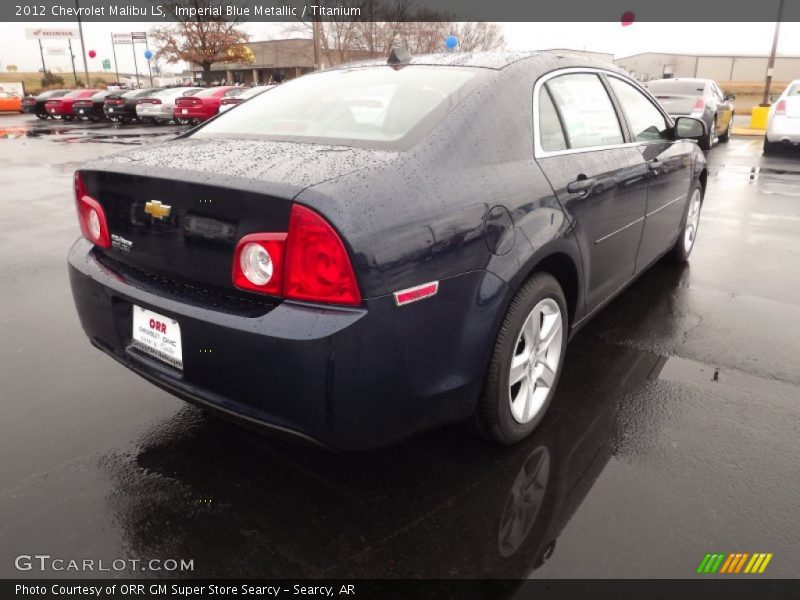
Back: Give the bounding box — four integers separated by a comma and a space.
132, 306, 183, 369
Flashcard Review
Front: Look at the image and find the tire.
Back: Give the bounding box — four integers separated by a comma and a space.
35, 113, 48, 120
763, 138, 779, 155
719, 117, 732, 143
667, 182, 703, 263
699, 118, 714, 150
473, 273, 568, 445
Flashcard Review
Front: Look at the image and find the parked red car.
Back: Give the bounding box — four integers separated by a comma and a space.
44, 89, 99, 120
173, 86, 238, 124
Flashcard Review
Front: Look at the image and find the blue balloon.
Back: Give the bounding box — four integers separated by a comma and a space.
144, 50, 153, 60
445, 35, 458, 50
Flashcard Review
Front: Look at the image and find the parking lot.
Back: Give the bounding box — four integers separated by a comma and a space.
1, 111, 799, 579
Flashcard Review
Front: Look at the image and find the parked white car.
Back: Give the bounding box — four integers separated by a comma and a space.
764, 80, 800, 154
218, 85, 275, 113
135, 87, 203, 123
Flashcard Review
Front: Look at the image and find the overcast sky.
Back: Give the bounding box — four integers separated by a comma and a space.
2, 21, 800, 75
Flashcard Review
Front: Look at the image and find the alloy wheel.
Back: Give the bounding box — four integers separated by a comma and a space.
508, 299, 563, 424
683, 188, 702, 253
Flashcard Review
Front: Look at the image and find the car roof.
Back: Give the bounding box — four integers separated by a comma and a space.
338, 50, 619, 72
650, 78, 711, 85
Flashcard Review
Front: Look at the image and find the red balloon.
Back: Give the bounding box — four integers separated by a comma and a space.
621, 11, 635, 26
88, 50, 96, 59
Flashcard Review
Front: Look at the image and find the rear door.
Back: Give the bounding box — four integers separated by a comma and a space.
534, 71, 649, 313
606, 75, 693, 271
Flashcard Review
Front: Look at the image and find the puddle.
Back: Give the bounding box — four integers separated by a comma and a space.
653, 355, 720, 385
0, 122, 187, 145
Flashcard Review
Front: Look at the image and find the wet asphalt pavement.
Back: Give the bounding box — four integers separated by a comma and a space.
1, 113, 799, 580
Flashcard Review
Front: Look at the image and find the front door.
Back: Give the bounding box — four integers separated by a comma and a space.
605, 76, 694, 270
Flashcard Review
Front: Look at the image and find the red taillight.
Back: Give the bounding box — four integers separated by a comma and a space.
231, 205, 361, 306
73, 172, 110, 248
284, 205, 361, 305
138, 98, 162, 105
775, 100, 786, 115
692, 98, 705, 113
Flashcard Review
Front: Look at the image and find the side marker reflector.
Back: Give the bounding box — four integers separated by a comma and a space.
394, 281, 439, 306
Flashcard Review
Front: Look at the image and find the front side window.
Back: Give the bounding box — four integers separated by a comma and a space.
193, 66, 480, 150
608, 77, 671, 142
545, 74, 624, 150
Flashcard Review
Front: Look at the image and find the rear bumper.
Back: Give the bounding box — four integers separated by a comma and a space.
136, 105, 173, 119
767, 117, 800, 144
47, 106, 71, 117
68, 239, 507, 450
173, 107, 212, 120
103, 107, 135, 119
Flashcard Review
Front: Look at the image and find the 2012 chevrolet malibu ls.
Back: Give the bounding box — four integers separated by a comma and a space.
68, 51, 708, 450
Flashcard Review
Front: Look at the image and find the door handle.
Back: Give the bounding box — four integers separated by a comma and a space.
647, 158, 660, 176
567, 176, 594, 196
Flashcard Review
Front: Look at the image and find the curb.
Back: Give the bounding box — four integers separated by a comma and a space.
731, 127, 765, 137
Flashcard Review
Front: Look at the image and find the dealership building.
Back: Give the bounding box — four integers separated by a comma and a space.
615, 52, 800, 82
188, 38, 380, 84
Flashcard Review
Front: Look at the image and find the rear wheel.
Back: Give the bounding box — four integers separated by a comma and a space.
719, 116, 732, 142
763, 138, 780, 155
668, 183, 703, 263
473, 273, 568, 445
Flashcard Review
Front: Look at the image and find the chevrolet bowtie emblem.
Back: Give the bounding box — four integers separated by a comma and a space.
144, 200, 171, 220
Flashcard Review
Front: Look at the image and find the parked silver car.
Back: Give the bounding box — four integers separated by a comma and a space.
764, 80, 800, 155
647, 78, 734, 150
135, 87, 203, 123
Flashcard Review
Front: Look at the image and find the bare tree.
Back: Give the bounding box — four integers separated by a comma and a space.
282, 0, 505, 67
152, 0, 252, 83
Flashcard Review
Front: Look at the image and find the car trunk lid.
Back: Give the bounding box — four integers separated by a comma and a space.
79, 137, 399, 294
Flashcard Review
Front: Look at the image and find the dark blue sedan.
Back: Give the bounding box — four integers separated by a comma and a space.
68, 51, 708, 450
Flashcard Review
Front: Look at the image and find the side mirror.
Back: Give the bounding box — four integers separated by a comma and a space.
674, 116, 706, 141
724, 93, 735, 101
769, 94, 779, 103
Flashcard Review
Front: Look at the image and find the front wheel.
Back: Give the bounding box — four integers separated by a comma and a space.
473, 273, 568, 445
667, 183, 703, 263
699, 119, 714, 150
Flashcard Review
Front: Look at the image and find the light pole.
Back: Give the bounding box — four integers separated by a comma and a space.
75, 0, 90, 86
762, 0, 785, 106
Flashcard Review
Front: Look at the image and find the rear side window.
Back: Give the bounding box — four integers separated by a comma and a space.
193, 66, 479, 150
545, 74, 624, 149
538, 88, 567, 151
608, 77, 671, 142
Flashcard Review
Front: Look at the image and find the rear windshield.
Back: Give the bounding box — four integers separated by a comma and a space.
192, 66, 480, 150
786, 83, 800, 96
647, 80, 706, 96
195, 87, 232, 98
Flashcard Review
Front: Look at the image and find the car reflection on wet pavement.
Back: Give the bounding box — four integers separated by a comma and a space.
1, 114, 799, 579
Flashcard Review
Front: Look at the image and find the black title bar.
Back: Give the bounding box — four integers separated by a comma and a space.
3, 0, 800, 22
